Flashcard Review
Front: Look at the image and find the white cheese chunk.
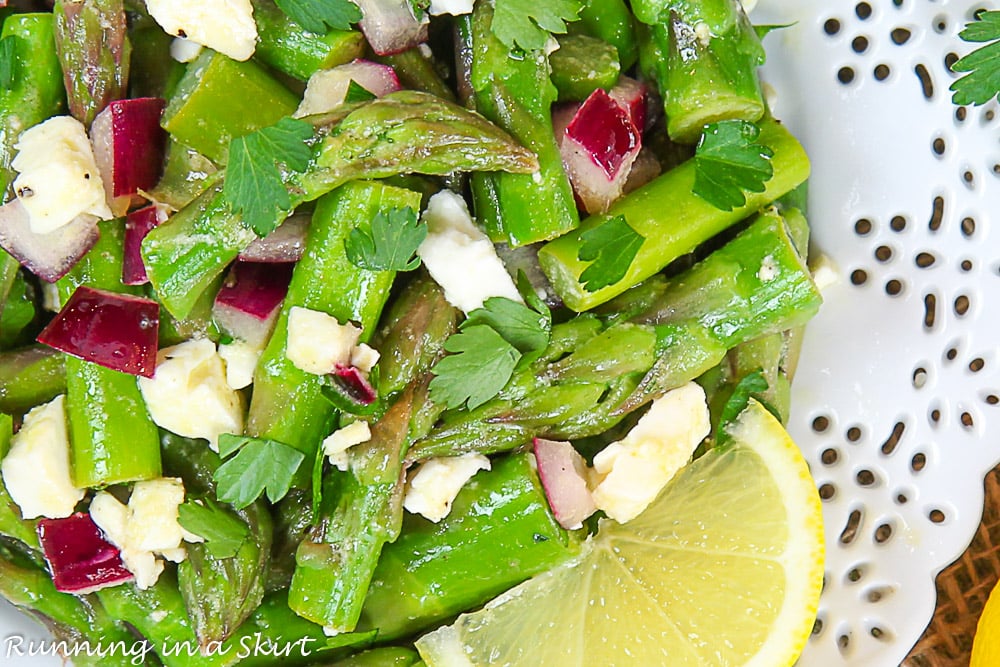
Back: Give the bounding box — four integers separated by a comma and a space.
90, 479, 199, 590
350, 343, 380, 374
285, 306, 362, 376
170, 36, 204, 63
137, 339, 244, 452
403, 453, 491, 523
590, 382, 710, 523
11, 116, 112, 234
810, 252, 840, 291
428, 0, 474, 16
322, 421, 372, 471
218, 338, 263, 390
146, 0, 257, 62
417, 191, 522, 314
1, 396, 84, 520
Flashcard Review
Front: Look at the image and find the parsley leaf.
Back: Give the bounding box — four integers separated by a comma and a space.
715, 370, 770, 446
429, 325, 521, 410
224, 117, 314, 237
345, 207, 426, 272
693, 120, 775, 211
492, 0, 583, 52
577, 215, 645, 292
177, 498, 250, 560
951, 10, 1000, 106
463, 297, 550, 356
344, 79, 377, 104
213, 436, 306, 509
275, 0, 362, 34
0, 36, 17, 90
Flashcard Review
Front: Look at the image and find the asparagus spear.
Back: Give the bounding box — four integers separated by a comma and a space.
54, 0, 131, 127
56, 219, 162, 487
288, 279, 458, 631
548, 34, 621, 103
460, 2, 579, 246
247, 181, 422, 467
160, 432, 273, 648
0, 12, 65, 197
537, 115, 809, 311
143, 91, 539, 320
410, 208, 822, 460
634, 0, 766, 143
575, 0, 639, 69
254, 0, 366, 81
0, 345, 66, 414
357, 453, 578, 641
0, 412, 42, 556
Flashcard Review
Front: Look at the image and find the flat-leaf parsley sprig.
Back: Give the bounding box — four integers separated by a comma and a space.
345, 207, 427, 272
950, 10, 1000, 106
275, 0, 362, 34
491, 0, 583, 51
577, 215, 645, 293
692, 119, 775, 211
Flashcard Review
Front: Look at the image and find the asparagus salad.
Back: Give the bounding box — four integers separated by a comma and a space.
0, 0, 827, 665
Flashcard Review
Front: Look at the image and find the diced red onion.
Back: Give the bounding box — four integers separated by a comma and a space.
212, 262, 293, 347
122, 204, 170, 285
37, 513, 133, 595
624, 148, 663, 195
37, 286, 160, 377
555, 89, 642, 215
607, 76, 649, 136
354, 0, 429, 55
237, 213, 309, 263
533, 437, 597, 530
0, 199, 99, 283
90, 97, 167, 217
332, 363, 378, 406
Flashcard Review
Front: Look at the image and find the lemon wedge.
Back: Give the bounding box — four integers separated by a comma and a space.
972, 578, 1000, 666
415, 399, 825, 666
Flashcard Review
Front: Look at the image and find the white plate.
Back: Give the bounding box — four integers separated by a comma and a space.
4, 1, 1000, 665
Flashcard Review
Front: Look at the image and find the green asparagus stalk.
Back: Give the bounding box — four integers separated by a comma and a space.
0, 344, 65, 414
374, 48, 455, 102
128, 25, 185, 99
0, 412, 42, 555
266, 490, 313, 593
0, 269, 36, 349
634, 0, 766, 144
57, 219, 162, 487
288, 281, 458, 632
0, 555, 139, 667
254, 0, 366, 81
317, 647, 421, 667
162, 50, 299, 164
548, 34, 621, 102
247, 181, 422, 467
160, 432, 273, 648
0, 13, 65, 197
461, 2, 579, 246
143, 91, 538, 320
357, 453, 577, 641
538, 115, 809, 311
575, 0, 639, 69
146, 138, 221, 210
410, 208, 822, 460
53, 0, 130, 127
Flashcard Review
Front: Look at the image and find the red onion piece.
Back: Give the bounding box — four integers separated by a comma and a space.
212, 262, 293, 347
90, 98, 167, 217
332, 363, 378, 406
123, 204, 169, 285
37, 513, 133, 594
0, 199, 99, 283
533, 437, 597, 530
555, 89, 642, 215
354, 0, 429, 55
237, 213, 309, 263
37, 286, 160, 377
607, 76, 649, 136
339, 58, 402, 97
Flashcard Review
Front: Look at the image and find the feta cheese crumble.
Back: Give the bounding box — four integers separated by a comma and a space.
90, 479, 202, 590
146, 0, 258, 62
285, 307, 362, 376
403, 453, 491, 523
218, 338, 263, 390
590, 382, 711, 523
1, 395, 84, 520
428, 0, 474, 16
322, 421, 372, 471
137, 339, 244, 452
417, 191, 522, 314
11, 116, 112, 234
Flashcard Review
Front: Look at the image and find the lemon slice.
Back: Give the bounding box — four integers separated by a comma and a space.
972, 579, 1000, 666
415, 400, 825, 666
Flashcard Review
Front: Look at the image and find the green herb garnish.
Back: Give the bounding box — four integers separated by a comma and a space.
275, 0, 362, 34
214, 434, 306, 509
577, 215, 645, 292
950, 10, 1000, 106
345, 207, 426, 272
693, 120, 775, 211
177, 498, 251, 559
492, 0, 583, 51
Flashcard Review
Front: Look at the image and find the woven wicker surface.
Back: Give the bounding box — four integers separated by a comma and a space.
902, 467, 1000, 666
